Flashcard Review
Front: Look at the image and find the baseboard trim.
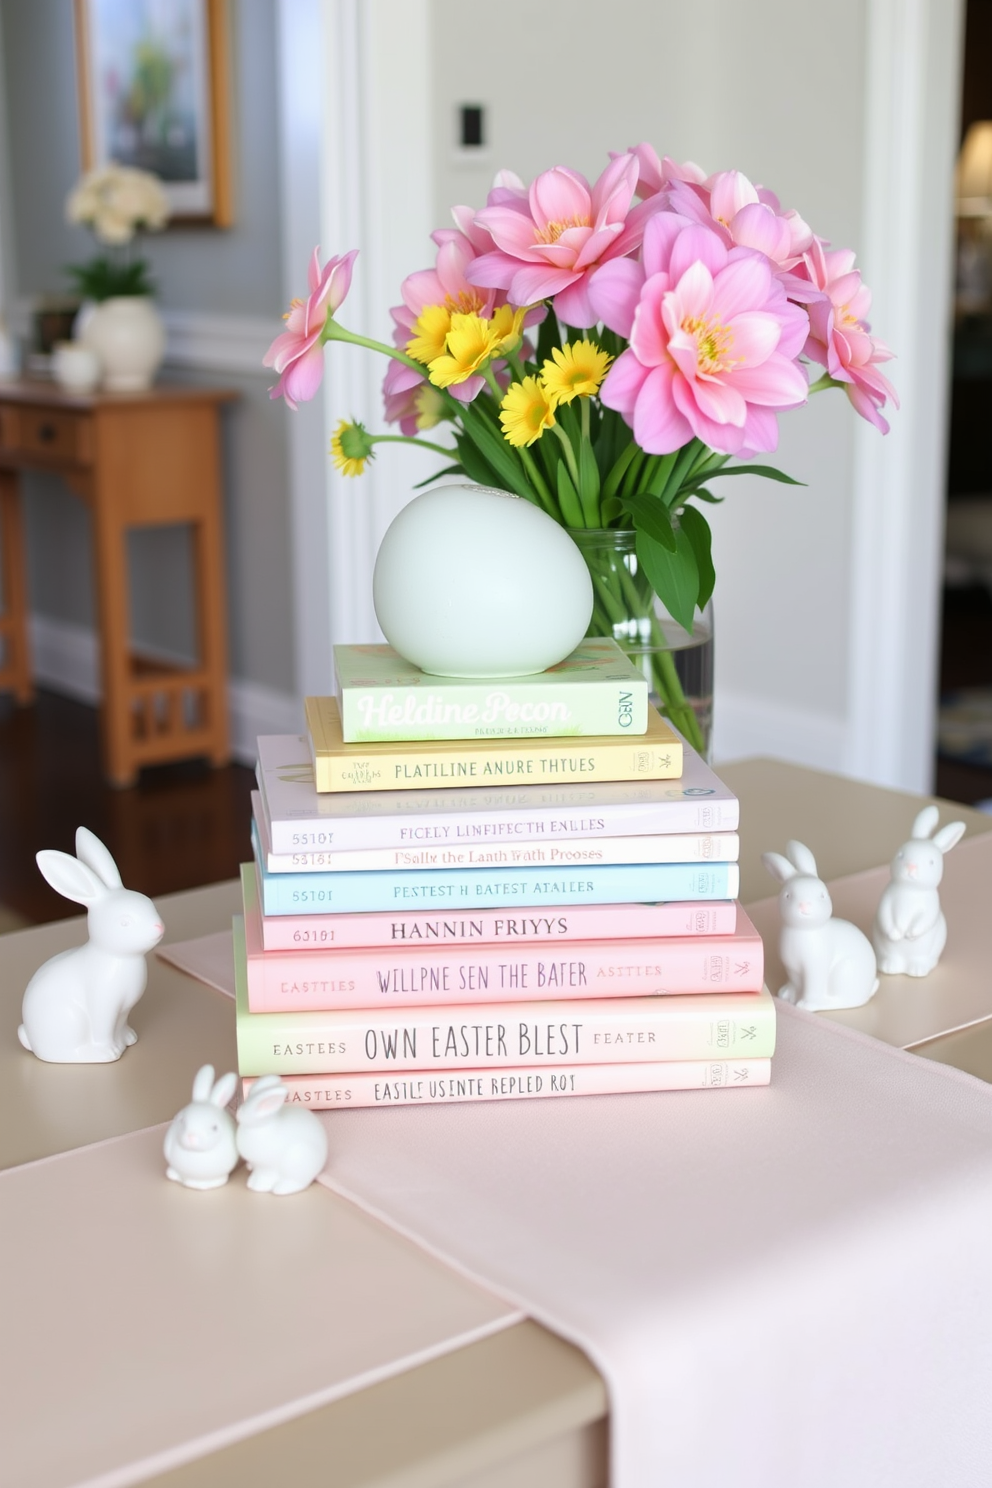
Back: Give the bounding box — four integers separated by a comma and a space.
29, 615, 300, 767
714, 690, 848, 774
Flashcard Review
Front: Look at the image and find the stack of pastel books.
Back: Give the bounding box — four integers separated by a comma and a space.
235, 638, 774, 1110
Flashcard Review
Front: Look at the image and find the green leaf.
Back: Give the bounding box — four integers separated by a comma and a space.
533, 309, 559, 370
578, 434, 600, 513
677, 504, 715, 610
600, 494, 624, 524
691, 487, 724, 504
677, 462, 804, 499
620, 491, 676, 550
455, 401, 533, 499
635, 525, 699, 633
556, 462, 584, 527
413, 462, 464, 489
660, 440, 705, 504
642, 452, 677, 498
454, 434, 501, 489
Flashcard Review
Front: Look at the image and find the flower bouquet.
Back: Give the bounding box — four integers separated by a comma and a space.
265, 145, 895, 753
65, 164, 170, 301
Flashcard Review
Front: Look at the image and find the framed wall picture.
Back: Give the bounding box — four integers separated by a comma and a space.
73, 0, 233, 227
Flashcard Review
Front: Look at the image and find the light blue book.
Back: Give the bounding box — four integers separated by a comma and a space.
250, 823, 739, 917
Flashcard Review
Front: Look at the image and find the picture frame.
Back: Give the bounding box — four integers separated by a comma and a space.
73, 0, 233, 227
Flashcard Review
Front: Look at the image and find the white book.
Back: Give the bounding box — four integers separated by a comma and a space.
256, 733, 739, 855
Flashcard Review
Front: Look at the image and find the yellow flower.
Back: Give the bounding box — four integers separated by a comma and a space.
406, 305, 451, 365
428, 312, 501, 389
499, 376, 556, 447
489, 303, 528, 357
413, 383, 445, 430
540, 339, 612, 406
330, 419, 375, 476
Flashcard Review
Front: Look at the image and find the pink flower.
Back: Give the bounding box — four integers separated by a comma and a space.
264, 248, 357, 409
666, 169, 815, 280
592, 217, 810, 456
618, 143, 707, 199
801, 239, 897, 433
467, 155, 660, 328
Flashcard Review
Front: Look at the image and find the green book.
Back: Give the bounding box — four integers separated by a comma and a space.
333, 639, 649, 742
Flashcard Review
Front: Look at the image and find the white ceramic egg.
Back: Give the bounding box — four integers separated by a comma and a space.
372, 484, 594, 677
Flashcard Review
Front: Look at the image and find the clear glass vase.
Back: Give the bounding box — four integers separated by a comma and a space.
568, 528, 714, 761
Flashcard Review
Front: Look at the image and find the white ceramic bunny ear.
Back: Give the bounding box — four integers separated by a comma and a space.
75, 827, 123, 888
786, 840, 818, 877
35, 849, 108, 907
763, 850, 797, 884
210, 1072, 238, 1108
192, 1064, 216, 1102
238, 1083, 289, 1122
933, 820, 966, 854
910, 805, 940, 841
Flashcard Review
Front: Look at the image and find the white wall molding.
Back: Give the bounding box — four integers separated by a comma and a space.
11, 296, 278, 376
160, 309, 280, 375
844, 0, 965, 792
29, 614, 299, 766
714, 691, 848, 775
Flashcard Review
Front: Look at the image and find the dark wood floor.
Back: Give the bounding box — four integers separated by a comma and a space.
0, 689, 256, 923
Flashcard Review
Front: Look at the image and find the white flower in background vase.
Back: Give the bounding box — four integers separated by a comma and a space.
64, 164, 170, 392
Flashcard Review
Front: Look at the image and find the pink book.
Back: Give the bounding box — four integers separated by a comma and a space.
241, 863, 740, 952
243, 1058, 771, 1109
241, 875, 764, 1013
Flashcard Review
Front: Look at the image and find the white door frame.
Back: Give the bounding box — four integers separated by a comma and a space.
276, 0, 434, 699
845, 0, 965, 791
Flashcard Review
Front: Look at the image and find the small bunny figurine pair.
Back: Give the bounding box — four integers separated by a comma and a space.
872, 805, 965, 976
164, 1067, 328, 1195
19, 827, 164, 1063
763, 841, 879, 1012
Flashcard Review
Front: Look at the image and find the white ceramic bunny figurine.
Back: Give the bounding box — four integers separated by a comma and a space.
872, 805, 966, 977
763, 840, 879, 1012
236, 1076, 329, 1195
164, 1065, 240, 1189
18, 827, 164, 1063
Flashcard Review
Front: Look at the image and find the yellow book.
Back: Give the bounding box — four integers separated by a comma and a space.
304, 696, 683, 794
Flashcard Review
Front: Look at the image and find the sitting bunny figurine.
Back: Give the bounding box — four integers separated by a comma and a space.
18, 827, 164, 1063
236, 1075, 329, 1195
763, 840, 879, 1012
164, 1065, 240, 1190
872, 806, 966, 976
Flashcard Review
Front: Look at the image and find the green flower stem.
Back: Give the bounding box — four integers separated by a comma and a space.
370, 433, 457, 459
323, 320, 423, 374
612, 558, 704, 751
807, 372, 840, 394
505, 348, 527, 383
517, 446, 558, 517
551, 422, 581, 489
576, 534, 706, 754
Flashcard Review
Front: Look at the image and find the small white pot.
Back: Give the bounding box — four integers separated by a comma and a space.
80, 296, 166, 392
372, 484, 594, 677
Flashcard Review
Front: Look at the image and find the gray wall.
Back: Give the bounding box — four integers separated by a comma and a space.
0, 0, 295, 695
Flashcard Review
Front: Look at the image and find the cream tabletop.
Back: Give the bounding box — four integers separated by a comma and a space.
3, 759, 991, 1487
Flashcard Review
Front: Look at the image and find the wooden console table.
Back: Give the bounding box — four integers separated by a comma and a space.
0, 380, 237, 786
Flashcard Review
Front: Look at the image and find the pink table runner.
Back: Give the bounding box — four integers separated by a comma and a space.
318, 1005, 992, 1487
